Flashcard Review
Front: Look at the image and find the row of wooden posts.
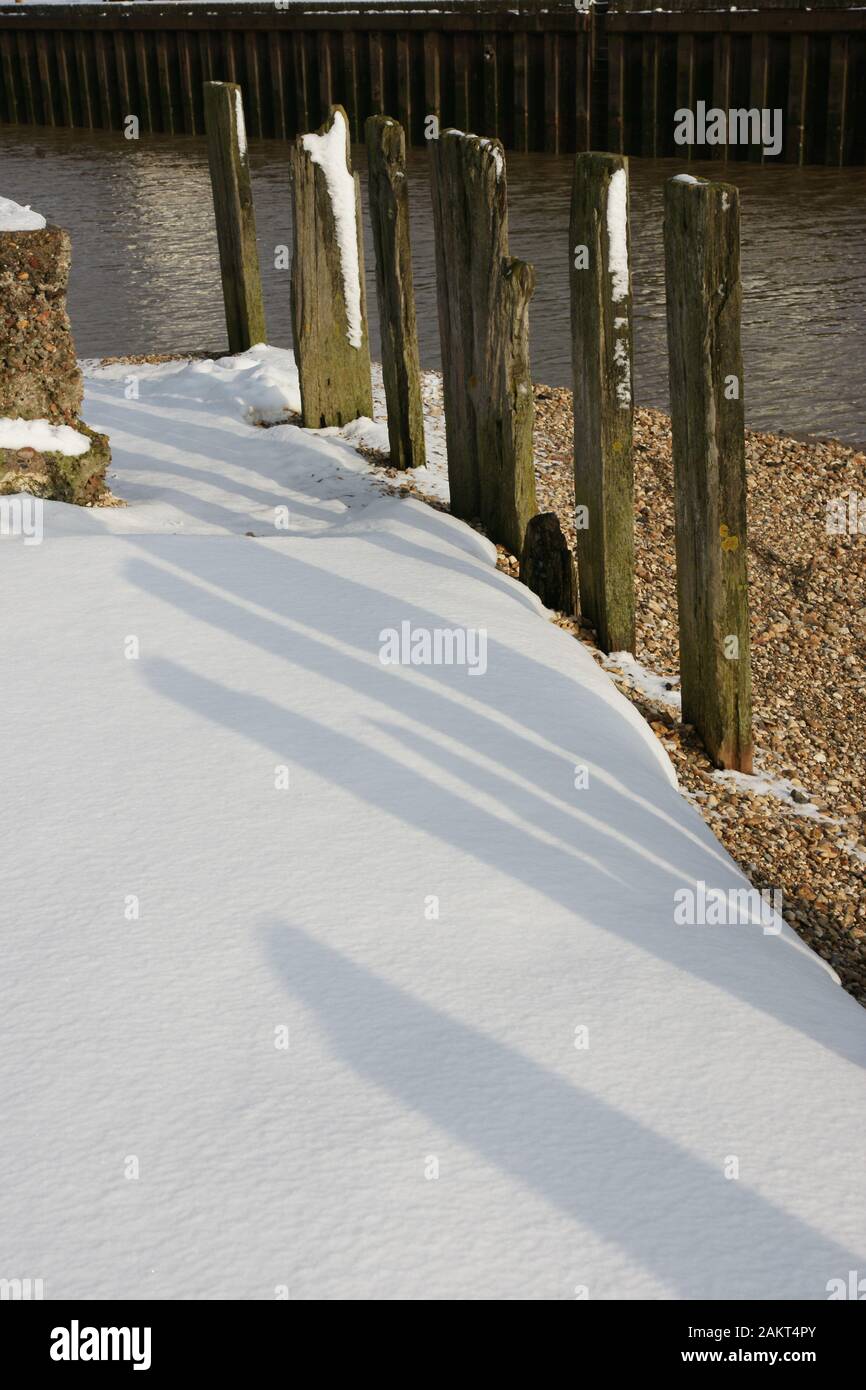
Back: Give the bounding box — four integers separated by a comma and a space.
202, 79, 753, 775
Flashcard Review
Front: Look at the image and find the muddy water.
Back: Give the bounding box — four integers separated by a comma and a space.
3, 127, 865, 443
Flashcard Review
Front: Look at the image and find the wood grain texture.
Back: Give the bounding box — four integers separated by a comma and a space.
663, 176, 753, 772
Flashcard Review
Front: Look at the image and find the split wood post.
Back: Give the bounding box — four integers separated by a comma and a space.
429, 130, 537, 555
663, 176, 753, 773
290, 104, 373, 428
569, 152, 635, 654
364, 115, 426, 470
203, 81, 266, 353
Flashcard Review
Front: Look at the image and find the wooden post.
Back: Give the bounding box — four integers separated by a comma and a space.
569, 152, 635, 655
663, 176, 753, 773
429, 131, 537, 555
290, 105, 373, 428
520, 513, 576, 615
365, 117, 426, 470
203, 82, 267, 355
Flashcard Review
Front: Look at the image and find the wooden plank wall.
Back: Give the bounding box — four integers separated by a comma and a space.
0, 4, 863, 164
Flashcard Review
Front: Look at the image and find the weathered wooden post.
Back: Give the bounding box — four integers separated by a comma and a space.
203, 81, 266, 354
364, 115, 425, 470
519, 512, 577, 614
569, 152, 635, 654
663, 175, 754, 773
290, 104, 373, 428
429, 130, 537, 555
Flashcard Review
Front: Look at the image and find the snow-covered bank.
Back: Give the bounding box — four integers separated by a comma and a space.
1, 346, 864, 1300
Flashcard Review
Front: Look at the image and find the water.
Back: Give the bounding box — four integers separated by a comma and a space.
3, 127, 865, 443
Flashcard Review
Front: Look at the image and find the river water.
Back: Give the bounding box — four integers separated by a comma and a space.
3, 127, 865, 443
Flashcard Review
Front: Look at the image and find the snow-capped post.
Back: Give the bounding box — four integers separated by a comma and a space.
364, 115, 425, 470
663, 176, 754, 773
569, 152, 635, 655
0, 200, 110, 504
290, 104, 373, 428
203, 81, 267, 354
429, 130, 537, 555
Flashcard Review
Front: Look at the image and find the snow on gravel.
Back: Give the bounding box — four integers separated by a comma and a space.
0, 345, 864, 1300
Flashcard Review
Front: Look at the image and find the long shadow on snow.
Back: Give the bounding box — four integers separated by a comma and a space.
261, 919, 864, 1298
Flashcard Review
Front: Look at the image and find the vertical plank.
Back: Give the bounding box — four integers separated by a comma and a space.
676, 34, 695, 162
75, 33, 95, 129
424, 31, 441, 131
482, 32, 499, 140
55, 32, 75, 128
569, 152, 635, 655
93, 32, 115, 131
224, 30, 239, 86
204, 81, 267, 354
513, 31, 529, 152
35, 33, 56, 128
663, 176, 753, 772
369, 32, 385, 115
113, 32, 133, 127
575, 30, 590, 151
395, 31, 412, 137
269, 31, 288, 140
711, 34, 732, 161
244, 32, 263, 139
292, 32, 310, 133
0, 34, 19, 124
290, 105, 373, 428
177, 33, 196, 136
786, 34, 809, 166
749, 32, 769, 163
429, 131, 537, 553
16, 33, 38, 127
317, 31, 333, 124
453, 33, 470, 133
155, 34, 175, 137
341, 31, 360, 142
134, 33, 155, 133
365, 116, 426, 470
544, 32, 561, 154
826, 35, 850, 166
607, 33, 626, 155
199, 31, 215, 86
641, 34, 661, 158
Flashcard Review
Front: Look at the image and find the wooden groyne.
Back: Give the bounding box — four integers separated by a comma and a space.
0, 1, 864, 165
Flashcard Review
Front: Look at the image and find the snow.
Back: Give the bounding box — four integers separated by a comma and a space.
1, 343, 865, 1300
301, 109, 363, 350
0, 195, 46, 231
602, 650, 682, 712
606, 166, 629, 304
233, 85, 248, 160
0, 416, 90, 455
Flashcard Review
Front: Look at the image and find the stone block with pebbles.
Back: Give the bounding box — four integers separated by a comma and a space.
0, 203, 110, 504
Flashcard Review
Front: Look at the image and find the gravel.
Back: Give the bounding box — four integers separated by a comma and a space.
387, 382, 866, 1009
